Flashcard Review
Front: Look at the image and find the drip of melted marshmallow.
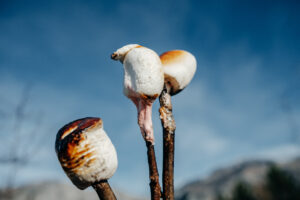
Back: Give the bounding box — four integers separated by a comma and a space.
112, 44, 164, 144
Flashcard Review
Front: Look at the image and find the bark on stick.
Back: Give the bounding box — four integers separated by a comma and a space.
92, 180, 117, 200
159, 86, 176, 200
146, 141, 162, 200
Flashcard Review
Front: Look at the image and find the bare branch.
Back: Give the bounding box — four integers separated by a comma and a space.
159, 85, 176, 200
92, 180, 117, 200
0, 84, 44, 196
146, 141, 162, 200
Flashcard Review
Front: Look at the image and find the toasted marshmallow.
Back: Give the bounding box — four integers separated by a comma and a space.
112, 44, 164, 99
111, 44, 164, 144
55, 117, 118, 190
160, 50, 197, 95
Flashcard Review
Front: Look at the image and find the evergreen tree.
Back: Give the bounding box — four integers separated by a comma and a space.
232, 182, 257, 200
266, 166, 300, 200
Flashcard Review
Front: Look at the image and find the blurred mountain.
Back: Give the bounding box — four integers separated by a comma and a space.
0, 181, 146, 200
2, 158, 300, 200
175, 157, 300, 200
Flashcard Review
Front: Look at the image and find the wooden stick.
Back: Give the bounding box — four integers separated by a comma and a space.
146, 141, 162, 200
92, 180, 117, 200
159, 86, 176, 200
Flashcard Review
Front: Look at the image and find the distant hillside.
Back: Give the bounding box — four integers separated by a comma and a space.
2, 158, 300, 200
0, 181, 146, 200
175, 157, 300, 200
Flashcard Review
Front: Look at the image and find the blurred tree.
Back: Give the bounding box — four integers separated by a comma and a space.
218, 166, 300, 200
216, 182, 257, 200
231, 182, 257, 200
216, 193, 229, 200
178, 193, 188, 200
266, 166, 300, 200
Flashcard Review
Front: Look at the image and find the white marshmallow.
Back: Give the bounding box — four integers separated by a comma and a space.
112, 44, 164, 98
160, 50, 197, 95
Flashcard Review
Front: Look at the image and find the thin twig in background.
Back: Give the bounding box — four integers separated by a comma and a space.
159, 86, 176, 200
0, 85, 44, 200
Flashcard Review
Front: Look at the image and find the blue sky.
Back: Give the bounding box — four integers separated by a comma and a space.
0, 0, 299, 196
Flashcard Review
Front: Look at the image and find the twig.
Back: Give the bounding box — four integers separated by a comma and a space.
159, 85, 176, 200
92, 180, 117, 200
146, 141, 162, 200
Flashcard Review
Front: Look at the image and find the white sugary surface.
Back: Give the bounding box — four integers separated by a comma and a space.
163, 51, 197, 90
115, 44, 139, 60
123, 47, 164, 97
79, 128, 117, 181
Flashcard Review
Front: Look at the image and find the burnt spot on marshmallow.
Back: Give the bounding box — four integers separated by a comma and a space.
57, 117, 102, 140
55, 117, 103, 187
160, 50, 185, 65
140, 93, 159, 102
55, 117, 118, 190
164, 74, 182, 95
56, 134, 96, 172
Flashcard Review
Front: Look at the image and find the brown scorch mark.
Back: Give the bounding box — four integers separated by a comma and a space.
55, 117, 102, 175
160, 50, 185, 65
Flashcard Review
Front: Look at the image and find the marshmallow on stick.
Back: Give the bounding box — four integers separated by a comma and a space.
111, 44, 164, 144
55, 117, 117, 200
160, 50, 197, 95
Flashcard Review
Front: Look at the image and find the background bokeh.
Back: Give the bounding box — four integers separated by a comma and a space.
0, 0, 299, 196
